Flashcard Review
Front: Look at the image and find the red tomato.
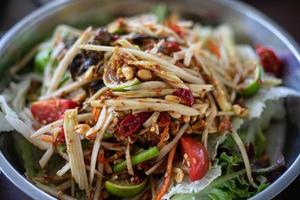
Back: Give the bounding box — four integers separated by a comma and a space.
173, 88, 194, 106
118, 112, 152, 137
256, 45, 282, 77
31, 99, 78, 124
180, 136, 209, 181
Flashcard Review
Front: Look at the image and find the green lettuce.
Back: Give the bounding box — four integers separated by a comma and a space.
14, 134, 65, 179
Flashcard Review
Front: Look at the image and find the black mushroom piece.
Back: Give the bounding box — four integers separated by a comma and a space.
89, 79, 104, 92
92, 28, 113, 46
68, 28, 113, 80
130, 34, 161, 50
69, 52, 102, 80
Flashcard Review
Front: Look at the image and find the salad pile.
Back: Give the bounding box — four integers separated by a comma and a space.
0, 5, 296, 200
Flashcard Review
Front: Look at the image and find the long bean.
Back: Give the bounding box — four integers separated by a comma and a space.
113, 147, 159, 173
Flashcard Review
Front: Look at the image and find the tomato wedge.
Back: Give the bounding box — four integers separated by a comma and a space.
180, 136, 209, 181
31, 99, 78, 124
256, 45, 282, 77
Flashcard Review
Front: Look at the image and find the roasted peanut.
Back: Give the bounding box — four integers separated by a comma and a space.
137, 69, 152, 81
173, 167, 184, 183
121, 66, 135, 80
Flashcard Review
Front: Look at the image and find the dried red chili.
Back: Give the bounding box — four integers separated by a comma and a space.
172, 88, 194, 106
118, 112, 152, 137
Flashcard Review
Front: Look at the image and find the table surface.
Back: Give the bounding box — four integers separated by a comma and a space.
0, 0, 299, 199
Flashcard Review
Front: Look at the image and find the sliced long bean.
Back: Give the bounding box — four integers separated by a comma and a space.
113, 147, 159, 173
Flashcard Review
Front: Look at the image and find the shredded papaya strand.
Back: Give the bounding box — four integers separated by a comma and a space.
155, 145, 177, 200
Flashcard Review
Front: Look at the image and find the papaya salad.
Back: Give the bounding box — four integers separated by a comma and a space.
0, 5, 295, 200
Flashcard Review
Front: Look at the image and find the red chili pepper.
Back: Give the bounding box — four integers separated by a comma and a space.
256, 45, 282, 77
159, 41, 181, 56
118, 112, 152, 137
56, 127, 65, 143
172, 88, 194, 106
158, 112, 171, 127
31, 99, 78, 124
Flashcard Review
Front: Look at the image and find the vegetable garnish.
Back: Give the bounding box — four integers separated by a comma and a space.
1, 5, 292, 200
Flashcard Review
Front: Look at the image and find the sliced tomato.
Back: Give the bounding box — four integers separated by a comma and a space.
256, 45, 282, 77
118, 112, 152, 137
180, 136, 209, 181
31, 99, 78, 124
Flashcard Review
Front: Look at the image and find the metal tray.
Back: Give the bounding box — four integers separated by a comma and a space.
0, 0, 299, 199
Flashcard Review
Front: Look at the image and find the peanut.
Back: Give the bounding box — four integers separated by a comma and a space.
137, 69, 152, 81
121, 66, 135, 80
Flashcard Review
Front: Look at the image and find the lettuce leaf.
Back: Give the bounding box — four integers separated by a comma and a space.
14, 133, 65, 179
233, 86, 300, 131
14, 133, 44, 177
